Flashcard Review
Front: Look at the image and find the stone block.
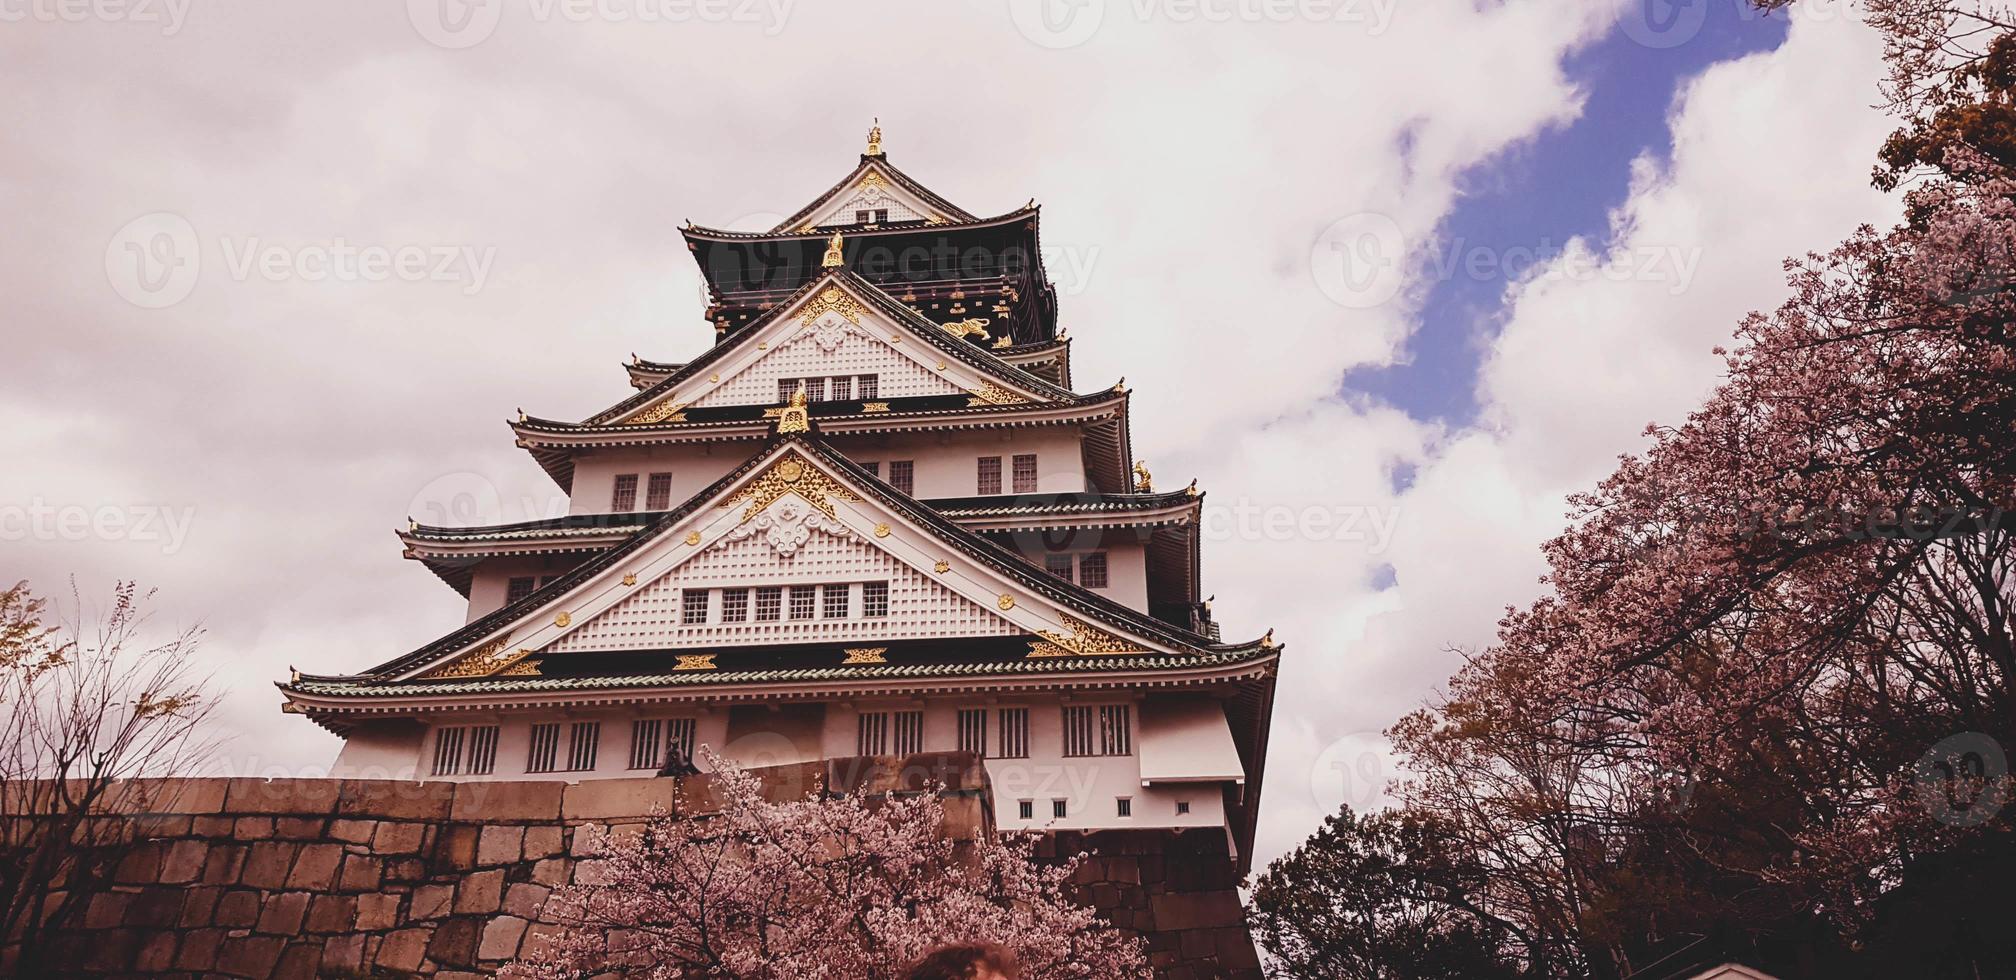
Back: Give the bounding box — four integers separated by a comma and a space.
320, 932, 365, 973
114, 840, 165, 883
224, 776, 341, 816
436, 823, 481, 871
409, 882, 454, 920
173, 927, 225, 971
428, 915, 483, 968
135, 930, 178, 973
273, 941, 323, 980
374, 926, 432, 973
384, 855, 428, 882
274, 815, 327, 839
83, 891, 132, 929
372, 819, 427, 855
1149, 890, 1245, 933
531, 857, 571, 886
337, 777, 455, 821
521, 921, 567, 960
339, 853, 384, 892
285, 842, 344, 890
478, 823, 526, 865
192, 814, 236, 837
243, 839, 302, 890
455, 868, 506, 914
355, 891, 402, 930
504, 881, 551, 918
180, 885, 224, 927
256, 890, 312, 934
129, 812, 193, 837
213, 888, 262, 928
453, 779, 563, 822
160, 838, 209, 883
233, 815, 275, 840
216, 934, 287, 977
202, 842, 248, 884
561, 777, 675, 821
305, 893, 357, 933
127, 886, 185, 927
480, 915, 530, 961
522, 823, 564, 860
328, 817, 378, 844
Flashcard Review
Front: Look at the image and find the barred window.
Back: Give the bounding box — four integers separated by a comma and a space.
1053, 799, 1068, 819
893, 711, 924, 755
526, 723, 561, 773
1062, 704, 1131, 757
1044, 554, 1073, 582
467, 725, 498, 775
645, 472, 673, 510
822, 583, 850, 619
857, 711, 888, 756
506, 577, 536, 603
1079, 552, 1109, 589
665, 718, 697, 769
1018, 800, 1034, 820
888, 460, 913, 494
862, 461, 880, 479
997, 708, 1029, 759
1012, 454, 1038, 493
861, 581, 890, 618
721, 588, 749, 623
788, 586, 816, 620
777, 379, 795, 403
830, 376, 852, 401
755, 586, 783, 621
957, 708, 988, 758
1117, 797, 1133, 818
682, 588, 710, 625
856, 375, 879, 399
977, 456, 1002, 495
629, 719, 663, 770
431, 726, 466, 777
611, 474, 639, 512
565, 721, 600, 772
803, 377, 826, 402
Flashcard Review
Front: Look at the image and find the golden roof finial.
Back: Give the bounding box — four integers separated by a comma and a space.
1133, 460, 1153, 493
822, 231, 846, 269
517, 406, 527, 422
778, 384, 811, 434
1185, 478, 1199, 497
1112, 376, 1128, 394
866, 118, 883, 157
1260, 628, 1277, 650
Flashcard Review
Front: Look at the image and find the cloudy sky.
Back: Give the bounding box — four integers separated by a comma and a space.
1, 0, 1893, 864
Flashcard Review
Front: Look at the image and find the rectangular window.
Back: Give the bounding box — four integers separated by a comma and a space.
506, 577, 536, 604
803, 377, 826, 402
526, 723, 561, 774
874, 208, 889, 223
566, 721, 600, 772
888, 460, 913, 494
855, 209, 871, 224
682, 588, 710, 625
755, 586, 783, 622
645, 472, 673, 510
822, 583, 850, 619
1053, 800, 1068, 819
1061, 704, 1133, 758
857, 712, 889, 756
1100, 704, 1132, 756
861, 581, 890, 618
778, 378, 797, 403
611, 474, 639, 512
1176, 801, 1191, 816
1116, 797, 1132, 818
467, 725, 498, 775
1044, 554, 1074, 582
629, 719, 664, 771
957, 708, 988, 758
893, 711, 924, 756
1018, 800, 1034, 820
857, 375, 879, 400
977, 456, 1002, 495
997, 708, 1029, 759
1012, 454, 1038, 493
665, 718, 697, 769
830, 376, 852, 401
721, 588, 749, 622
862, 461, 880, 479
1079, 552, 1109, 589
1062, 706, 1095, 757
431, 727, 466, 777
788, 586, 816, 620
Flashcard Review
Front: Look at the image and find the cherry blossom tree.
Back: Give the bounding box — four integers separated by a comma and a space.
503, 754, 1148, 980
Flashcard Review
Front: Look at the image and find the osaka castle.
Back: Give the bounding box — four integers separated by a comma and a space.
279, 127, 1282, 868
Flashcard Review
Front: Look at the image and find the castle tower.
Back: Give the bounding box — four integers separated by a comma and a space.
280, 131, 1281, 886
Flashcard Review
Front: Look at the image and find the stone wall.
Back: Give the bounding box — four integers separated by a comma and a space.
3, 761, 1257, 979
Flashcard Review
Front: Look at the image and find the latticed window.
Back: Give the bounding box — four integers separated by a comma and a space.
565, 721, 600, 772
721, 588, 749, 622
526, 723, 561, 773
788, 586, 816, 620
822, 583, 850, 619
893, 711, 924, 755
755, 587, 783, 622
862, 581, 890, 617
862, 461, 880, 478
1044, 555, 1073, 582
506, 577, 536, 603
778, 379, 796, 403
645, 472, 673, 510
467, 726, 498, 775
681, 588, 710, 625
857, 374, 879, 399
958, 708, 988, 758
888, 460, 913, 494
977, 456, 1002, 495
998, 708, 1029, 759
629, 719, 663, 770
431, 727, 466, 776
803, 377, 826, 402
1079, 552, 1109, 588
857, 712, 888, 755
1062, 705, 1131, 757
665, 718, 697, 768
1012, 454, 1038, 493
830, 376, 852, 401
611, 474, 639, 512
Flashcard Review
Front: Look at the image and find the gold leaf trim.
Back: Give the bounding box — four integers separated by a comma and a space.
968, 381, 1031, 406
674, 654, 717, 671
798, 286, 864, 326
1025, 614, 1148, 659
625, 400, 687, 425
685, 531, 702, 546
842, 647, 888, 665
553, 611, 572, 628
860, 402, 890, 413
720, 452, 861, 523
997, 594, 1016, 611
422, 638, 537, 679
874, 523, 891, 538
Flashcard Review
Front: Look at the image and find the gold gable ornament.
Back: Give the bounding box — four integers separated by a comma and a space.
721, 451, 860, 523
674, 654, 717, 672
776, 387, 811, 434
842, 647, 888, 665
422, 638, 539, 679
1026, 614, 1149, 659
799, 285, 865, 326
822, 231, 846, 269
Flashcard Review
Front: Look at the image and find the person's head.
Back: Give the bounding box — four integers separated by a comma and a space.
901, 942, 1021, 980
